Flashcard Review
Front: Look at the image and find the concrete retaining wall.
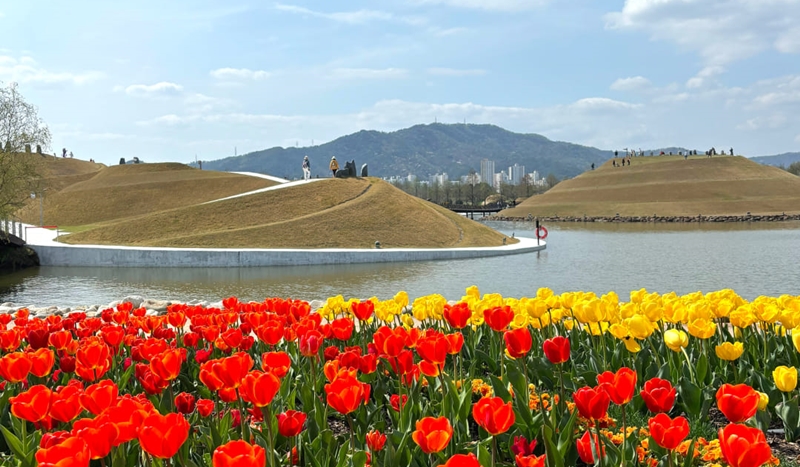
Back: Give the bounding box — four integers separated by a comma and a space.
30, 237, 546, 268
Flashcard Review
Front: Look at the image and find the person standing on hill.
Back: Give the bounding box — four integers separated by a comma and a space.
330, 156, 339, 177
302, 155, 311, 180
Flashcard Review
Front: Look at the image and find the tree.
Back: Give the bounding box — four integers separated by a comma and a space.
545, 173, 560, 189
788, 161, 800, 176
1, 82, 51, 222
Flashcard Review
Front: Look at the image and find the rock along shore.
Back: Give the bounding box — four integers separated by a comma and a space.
485, 213, 800, 223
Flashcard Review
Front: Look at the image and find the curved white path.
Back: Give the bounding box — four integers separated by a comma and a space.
23, 171, 546, 267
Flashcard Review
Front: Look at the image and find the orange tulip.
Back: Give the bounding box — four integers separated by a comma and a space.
445, 333, 464, 355
504, 328, 532, 359
139, 412, 190, 459
472, 396, 515, 435
412, 416, 453, 454
716, 384, 759, 423
366, 430, 386, 452
49, 384, 83, 423
331, 317, 354, 341
29, 348, 55, 378
515, 454, 546, 467
416, 335, 448, 365
35, 435, 90, 467
484, 306, 514, 331
325, 374, 369, 415
443, 453, 481, 466
105, 396, 154, 445
48, 330, 73, 351
373, 326, 406, 357
241, 370, 281, 407
212, 440, 266, 467
150, 348, 185, 381
10, 384, 52, 422
597, 367, 637, 405
80, 380, 118, 415
0, 352, 32, 383
718, 423, 773, 467
212, 352, 254, 389
75, 337, 111, 382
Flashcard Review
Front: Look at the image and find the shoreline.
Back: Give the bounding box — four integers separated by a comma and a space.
485, 213, 800, 223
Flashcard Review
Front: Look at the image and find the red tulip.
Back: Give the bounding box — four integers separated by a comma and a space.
515, 454, 546, 467
298, 330, 323, 357
331, 318, 354, 341
325, 374, 369, 415
472, 396, 515, 435
373, 326, 406, 357
212, 440, 266, 467
277, 410, 307, 437
27, 329, 50, 350
412, 416, 453, 454
351, 300, 374, 321
212, 352, 254, 389
241, 370, 281, 407
597, 367, 637, 405
716, 384, 759, 423
648, 413, 690, 450
484, 306, 514, 331
149, 348, 185, 381
504, 328, 532, 359
390, 394, 408, 412
443, 303, 472, 329
29, 348, 55, 377
174, 392, 196, 414
75, 337, 111, 382
366, 430, 386, 452
197, 399, 214, 417
0, 352, 32, 383
542, 336, 570, 364
572, 386, 610, 420
443, 453, 481, 466
640, 378, 676, 413
72, 417, 118, 459
445, 332, 464, 355
261, 351, 291, 378
10, 385, 52, 422
576, 430, 605, 464
139, 412, 190, 459
80, 380, 118, 415
718, 423, 773, 467
49, 384, 83, 423
48, 331, 73, 351
511, 436, 537, 456
35, 435, 90, 467
416, 335, 448, 365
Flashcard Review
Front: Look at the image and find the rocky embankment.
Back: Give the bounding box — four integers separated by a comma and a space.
0, 295, 328, 318
485, 213, 800, 223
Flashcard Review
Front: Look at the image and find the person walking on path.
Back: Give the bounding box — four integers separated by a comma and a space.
302, 156, 311, 180
329, 156, 339, 177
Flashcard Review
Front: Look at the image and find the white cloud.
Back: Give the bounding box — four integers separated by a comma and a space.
274, 4, 426, 25
686, 66, 725, 89
328, 68, 408, 80
737, 114, 788, 131
606, 0, 800, 66
0, 55, 103, 85
415, 0, 548, 11
750, 74, 800, 107
209, 68, 271, 80
183, 93, 235, 113
123, 82, 184, 97
427, 67, 486, 76
610, 76, 652, 91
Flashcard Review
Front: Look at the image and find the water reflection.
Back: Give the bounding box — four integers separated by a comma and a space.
2, 221, 799, 306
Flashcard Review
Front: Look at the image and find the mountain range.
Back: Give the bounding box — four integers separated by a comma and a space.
198, 123, 798, 180
749, 153, 800, 167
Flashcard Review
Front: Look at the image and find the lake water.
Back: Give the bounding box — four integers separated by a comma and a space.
2, 221, 799, 307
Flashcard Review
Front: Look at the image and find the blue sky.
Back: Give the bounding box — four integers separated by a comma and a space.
1, 0, 799, 166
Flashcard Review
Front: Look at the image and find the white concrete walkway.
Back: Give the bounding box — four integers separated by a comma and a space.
232, 172, 289, 183
203, 178, 323, 204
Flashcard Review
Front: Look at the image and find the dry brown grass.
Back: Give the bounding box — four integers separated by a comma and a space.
63, 178, 513, 249
16, 163, 276, 226
501, 156, 800, 218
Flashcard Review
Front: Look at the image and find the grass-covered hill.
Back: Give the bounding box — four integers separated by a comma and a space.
200, 123, 612, 180
15, 161, 276, 227
61, 177, 514, 249
499, 155, 800, 218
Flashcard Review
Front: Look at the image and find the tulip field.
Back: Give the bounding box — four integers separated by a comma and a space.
1, 287, 800, 466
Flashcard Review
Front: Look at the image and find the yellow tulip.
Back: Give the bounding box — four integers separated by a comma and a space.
623, 337, 641, 353
664, 329, 689, 352
400, 314, 415, 329
773, 366, 798, 392
715, 342, 744, 361
609, 323, 630, 340
626, 315, 655, 339
757, 391, 769, 411
393, 291, 409, 309
536, 287, 554, 300
792, 328, 800, 353
687, 319, 716, 339
465, 285, 480, 300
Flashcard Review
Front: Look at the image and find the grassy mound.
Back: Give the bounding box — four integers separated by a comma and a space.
500, 156, 800, 218
16, 163, 276, 226
63, 178, 514, 249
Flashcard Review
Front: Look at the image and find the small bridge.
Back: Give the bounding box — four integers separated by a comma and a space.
1, 220, 26, 245
445, 205, 506, 220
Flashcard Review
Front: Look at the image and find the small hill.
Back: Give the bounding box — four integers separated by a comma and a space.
750, 152, 800, 167
499, 155, 800, 218
15, 163, 276, 226
62, 178, 513, 249
200, 123, 611, 180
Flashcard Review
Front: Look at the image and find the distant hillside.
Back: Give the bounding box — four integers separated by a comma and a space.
750, 152, 800, 167
200, 123, 612, 180
499, 155, 800, 218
